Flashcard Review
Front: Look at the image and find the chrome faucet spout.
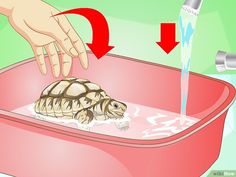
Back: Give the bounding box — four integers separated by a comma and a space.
216, 51, 236, 72
184, 0, 203, 10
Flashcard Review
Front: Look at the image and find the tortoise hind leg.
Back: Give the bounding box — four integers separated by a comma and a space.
34, 100, 40, 114
74, 109, 94, 124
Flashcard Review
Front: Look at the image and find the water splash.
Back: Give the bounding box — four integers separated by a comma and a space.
134, 107, 141, 117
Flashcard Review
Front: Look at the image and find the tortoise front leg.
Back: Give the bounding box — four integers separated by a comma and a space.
94, 114, 108, 121
74, 109, 94, 124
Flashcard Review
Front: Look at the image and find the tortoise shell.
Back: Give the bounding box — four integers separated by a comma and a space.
35, 78, 108, 117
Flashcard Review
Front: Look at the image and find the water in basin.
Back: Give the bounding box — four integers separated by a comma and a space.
13, 102, 199, 140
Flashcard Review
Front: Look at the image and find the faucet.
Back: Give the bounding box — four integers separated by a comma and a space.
184, 0, 202, 10
216, 51, 236, 72
183, 0, 203, 15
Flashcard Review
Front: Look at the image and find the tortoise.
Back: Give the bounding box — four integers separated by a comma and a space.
34, 78, 127, 124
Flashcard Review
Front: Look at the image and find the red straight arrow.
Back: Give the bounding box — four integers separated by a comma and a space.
55, 8, 114, 59
156, 23, 179, 54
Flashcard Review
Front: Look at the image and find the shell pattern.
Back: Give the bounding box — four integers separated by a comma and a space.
35, 78, 108, 117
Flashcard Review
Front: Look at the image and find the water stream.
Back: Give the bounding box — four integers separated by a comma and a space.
179, 3, 202, 122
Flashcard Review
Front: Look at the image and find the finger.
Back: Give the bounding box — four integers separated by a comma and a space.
56, 43, 72, 77
32, 46, 47, 74
47, 18, 78, 57
45, 43, 60, 77
56, 15, 88, 69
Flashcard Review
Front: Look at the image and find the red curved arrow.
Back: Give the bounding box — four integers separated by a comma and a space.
156, 23, 179, 54
55, 8, 114, 59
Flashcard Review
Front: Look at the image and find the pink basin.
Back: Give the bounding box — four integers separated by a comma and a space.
0, 53, 235, 177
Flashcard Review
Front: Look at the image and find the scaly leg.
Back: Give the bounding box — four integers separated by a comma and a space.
74, 109, 94, 124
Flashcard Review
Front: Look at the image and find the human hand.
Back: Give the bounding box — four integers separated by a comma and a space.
5, 0, 88, 77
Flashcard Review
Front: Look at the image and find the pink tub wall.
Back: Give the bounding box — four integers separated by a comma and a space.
0, 53, 235, 177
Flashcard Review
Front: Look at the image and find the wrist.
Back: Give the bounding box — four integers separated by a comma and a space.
0, 0, 14, 16
0, 0, 42, 16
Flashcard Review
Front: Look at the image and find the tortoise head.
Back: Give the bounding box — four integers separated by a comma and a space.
105, 99, 127, 119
